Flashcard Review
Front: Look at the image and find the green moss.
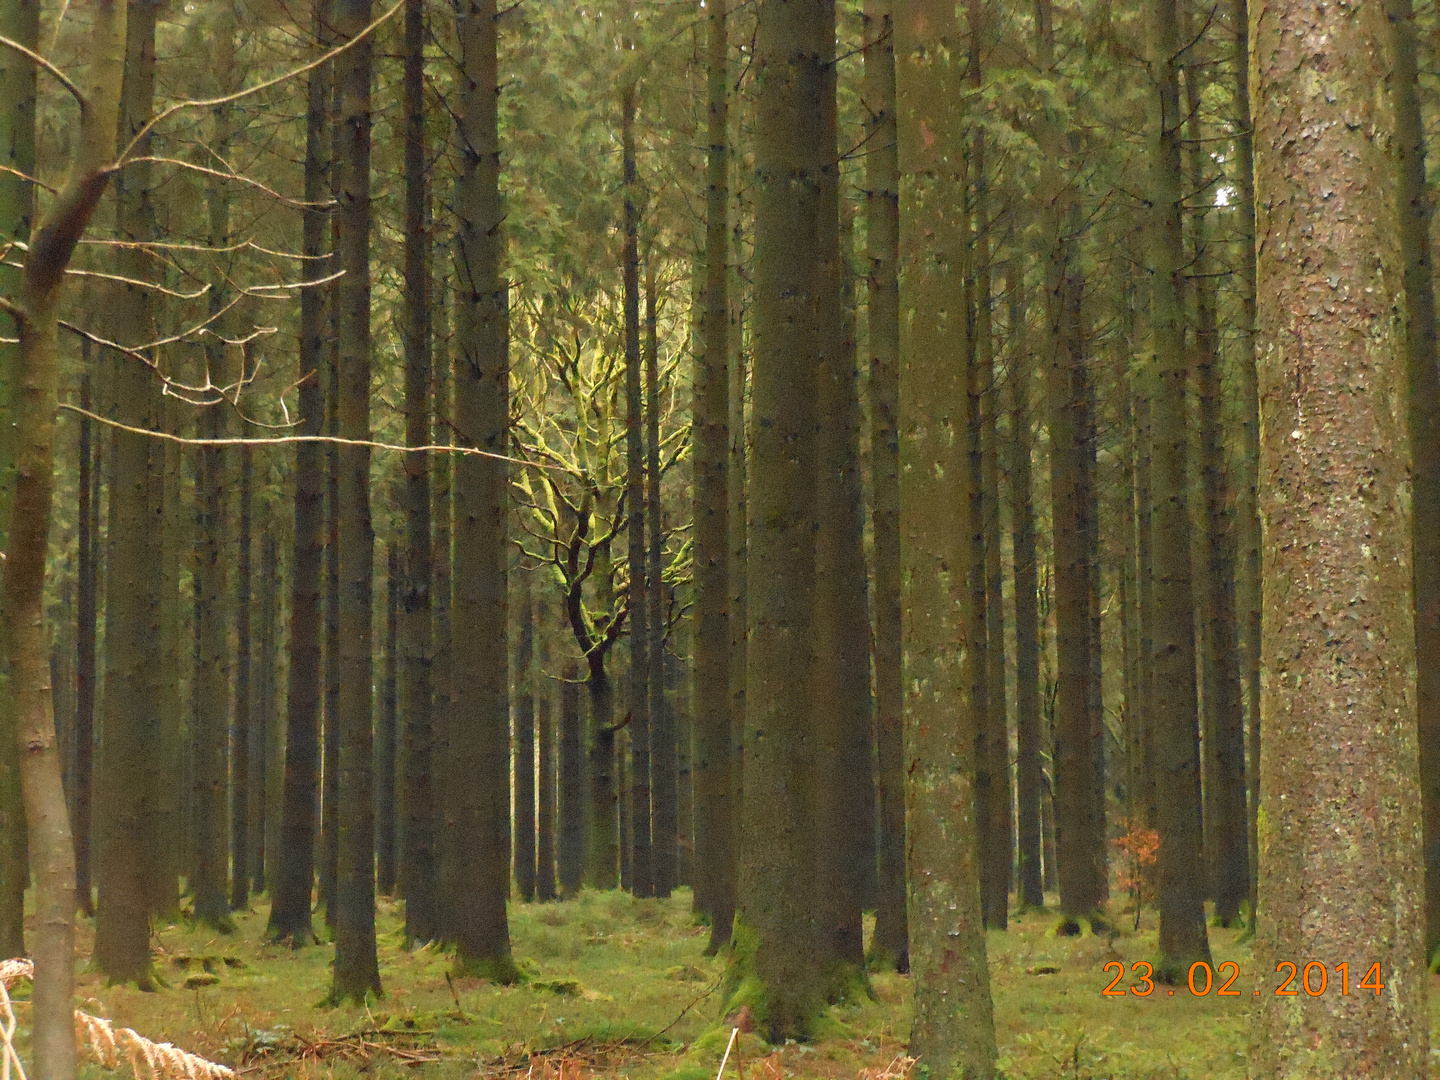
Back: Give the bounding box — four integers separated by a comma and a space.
453, 953, 523, 985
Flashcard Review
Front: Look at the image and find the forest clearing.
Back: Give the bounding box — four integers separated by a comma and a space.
3, 892, 1275, 1080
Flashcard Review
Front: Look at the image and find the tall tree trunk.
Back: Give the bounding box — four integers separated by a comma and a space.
692, 0, 732, 949
96, 0, 163, 978
190, 8, 236, 932
231, 447, 253, 910
1034, 0, 1102, 925
1252, 1, 1426, 1071
586, 638, 617, 889
729, 0, 826, 1039
1229, 0, 1262, 931
895, 3, 996, 1072
864, 0, 905, 968
329, 0, 380, 1003
812, 12, 871, 975
252, 525, 277, 894
320, 65, 344, 923
1048, 248, 1100, 923
267, 0, 330, 946
432, 272, 456, 939
0, 0, 34, 961
536, 595, 557, 902
718, 138, 747, 945
513, 568, 536, 901
1146, 0, 1208, 980
1133, 351, 1157, 830
1387, 0, 1440, 969
376, 546, 398, 896
647, 260, 674, 899
967, 5, 1008, 927
1007, 269, 1043, 911
399, 0, 436, 941
622, 78, 652, 900
1182, 43, 1246, 928
558, 653, 583, 898
74, 361, 97, 918
453, 0, 516, 981
4, 0, 127, 1071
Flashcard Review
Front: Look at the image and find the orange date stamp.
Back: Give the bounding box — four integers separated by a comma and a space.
1102, 960, 1387, 998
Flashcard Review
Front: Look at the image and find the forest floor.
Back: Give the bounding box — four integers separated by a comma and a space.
13, 887, 1440, 1079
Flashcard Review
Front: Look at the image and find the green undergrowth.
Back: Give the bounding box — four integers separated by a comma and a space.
12, 889, 1440, 1078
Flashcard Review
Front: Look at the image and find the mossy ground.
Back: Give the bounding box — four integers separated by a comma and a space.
10, 889, 1440, 1078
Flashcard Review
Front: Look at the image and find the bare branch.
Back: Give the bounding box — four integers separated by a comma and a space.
0, 34, 84, 107
116, 156, 335, 208
116, 1, 404, 167
59, 404, 565, 470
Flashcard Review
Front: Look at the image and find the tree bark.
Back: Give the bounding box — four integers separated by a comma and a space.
811, 2, 869, 977
452, 0, 516, 981
1252, 0, 1427, 1071
622, 77, 651, 900
0, 0, 34, 962
537, 595, 557, 901
376, 546, 398, 896
895, 3, 996, 1071
1007, 269, 1043, 912
646, 259, 674, 899
692, 0, 733, 948
231, 446, 253, 910
267, 0, 330, 946
3, 0, 126, 1072
558, 654, 583, 898
190, 7, 237, 932
513, 568, 536, 901
864, 0, 905, 970
1229, 0, 1262, 931
1147, 0, 1209, 980
96, 0, 164, 977
728, 0, 826, 1040
1385, 0, 1440, 969
329, 0, 381, 1003
399, 0, 436, 941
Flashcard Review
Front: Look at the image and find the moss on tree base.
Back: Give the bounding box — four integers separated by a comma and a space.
454, 953, 522, 986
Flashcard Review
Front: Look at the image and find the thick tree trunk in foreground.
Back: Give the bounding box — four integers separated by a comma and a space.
1388, 0, 1440, 969
330, 0, 380, 1004
895, 4, 996, 1073
692, 0, 733, 949
1252, 1, 1428, 1073
1147, 0, 1209, 981
268, 0, 329, 946
728, 0, 826, 1041
864, 0, 906, 970
3, 0, 126, 1073
453, 0, 516, 981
